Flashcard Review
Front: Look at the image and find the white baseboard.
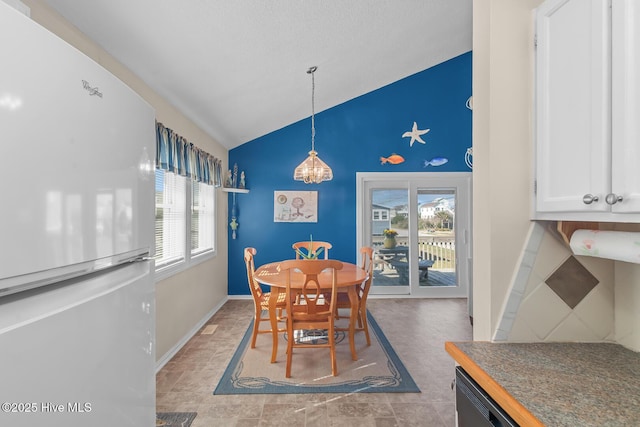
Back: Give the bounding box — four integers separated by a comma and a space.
227, 295, 252, 300
155, 296, 229, 373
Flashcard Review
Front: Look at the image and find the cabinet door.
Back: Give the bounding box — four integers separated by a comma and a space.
535, 0, 611, 213
612, 0, 640, 213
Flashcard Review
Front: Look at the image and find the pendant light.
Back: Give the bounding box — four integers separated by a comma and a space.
294, 66, 333, 183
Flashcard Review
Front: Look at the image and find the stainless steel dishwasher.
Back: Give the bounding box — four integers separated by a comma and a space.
455, 366, 519, 427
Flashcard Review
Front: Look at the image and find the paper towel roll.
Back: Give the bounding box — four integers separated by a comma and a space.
570, 229, 640, 264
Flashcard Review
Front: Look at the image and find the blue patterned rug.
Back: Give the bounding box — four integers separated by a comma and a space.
214, 311, 420, 394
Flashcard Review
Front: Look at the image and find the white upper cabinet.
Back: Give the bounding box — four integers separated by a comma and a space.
534, 0, 640, 221
612, 0, 640, 214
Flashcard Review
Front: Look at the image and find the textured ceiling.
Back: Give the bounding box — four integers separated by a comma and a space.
42, 0, 472, 149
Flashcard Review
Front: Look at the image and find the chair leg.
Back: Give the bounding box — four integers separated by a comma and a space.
356, 311, 364, 328
285, 323, 294, 378
360, 307, 371, 346
251, 306, 261, 348
329, 323, 337, 376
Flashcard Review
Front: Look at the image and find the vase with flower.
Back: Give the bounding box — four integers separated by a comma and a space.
294, 235, 326, 259
383, 229, 398, 249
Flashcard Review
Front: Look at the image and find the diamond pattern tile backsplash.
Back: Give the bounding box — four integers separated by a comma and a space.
545, 256, 599, 309
500, 227, 615, 343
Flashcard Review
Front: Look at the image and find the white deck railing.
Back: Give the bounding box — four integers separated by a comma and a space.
373, 237, 456, 270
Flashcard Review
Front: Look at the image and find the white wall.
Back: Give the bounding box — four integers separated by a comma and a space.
22, 0, 229, 362
472, 0, 544, 339
613, 223, 640, 351
616, 263, 640, 350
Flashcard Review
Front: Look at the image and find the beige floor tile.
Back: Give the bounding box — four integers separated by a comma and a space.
156, 298, 472, 426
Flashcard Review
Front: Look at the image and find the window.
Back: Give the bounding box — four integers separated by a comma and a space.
155, 169, 186, 268
372, 209, 388, 221
155, 169, 216, 277
191, 180, 215, 256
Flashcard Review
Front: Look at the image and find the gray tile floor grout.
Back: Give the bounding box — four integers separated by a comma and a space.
156, 298, 473, 426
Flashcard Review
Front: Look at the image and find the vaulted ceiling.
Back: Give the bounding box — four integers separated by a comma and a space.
43, 0, 472, 149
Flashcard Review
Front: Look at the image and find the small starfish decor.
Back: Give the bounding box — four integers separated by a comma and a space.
402, 121, 430, 147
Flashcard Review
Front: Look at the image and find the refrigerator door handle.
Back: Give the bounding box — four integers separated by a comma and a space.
0, 248, 151, 298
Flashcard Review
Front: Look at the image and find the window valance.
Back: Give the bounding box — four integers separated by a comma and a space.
156, 121, 222, 186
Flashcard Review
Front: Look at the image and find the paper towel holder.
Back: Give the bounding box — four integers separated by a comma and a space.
557, 221, 600, 246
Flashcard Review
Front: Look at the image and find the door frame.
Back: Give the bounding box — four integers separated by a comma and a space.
356, 172, 472, 298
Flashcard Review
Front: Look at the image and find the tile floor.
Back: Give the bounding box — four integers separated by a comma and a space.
156, 298, 473, 426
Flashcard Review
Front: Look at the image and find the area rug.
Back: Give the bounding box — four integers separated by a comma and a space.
156, 412, 197, 427
214, 311, 420, 394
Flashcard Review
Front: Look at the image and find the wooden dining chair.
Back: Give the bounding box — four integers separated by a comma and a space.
292, 241, 332, 259
244, 247, 287, 349
333, 246, 374, 346
279, 259, 344, 378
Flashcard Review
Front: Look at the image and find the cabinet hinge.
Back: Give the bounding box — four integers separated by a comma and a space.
534, 34, 537, 49
534, 180, 537, 195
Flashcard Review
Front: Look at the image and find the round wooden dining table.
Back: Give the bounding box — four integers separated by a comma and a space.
254, 261, 367, 364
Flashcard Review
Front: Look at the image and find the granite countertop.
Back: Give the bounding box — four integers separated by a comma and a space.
445, 342, 640, 426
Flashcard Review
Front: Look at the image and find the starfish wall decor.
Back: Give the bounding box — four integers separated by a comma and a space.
402, 121, 430, 146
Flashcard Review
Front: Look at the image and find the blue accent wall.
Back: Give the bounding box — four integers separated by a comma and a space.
228, 51, 472, 295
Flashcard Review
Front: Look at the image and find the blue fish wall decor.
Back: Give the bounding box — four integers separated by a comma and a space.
423, 157, 449, 167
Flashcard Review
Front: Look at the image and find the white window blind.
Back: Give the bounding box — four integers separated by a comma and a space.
191, 180, 215, 256
155, 169, 186, 268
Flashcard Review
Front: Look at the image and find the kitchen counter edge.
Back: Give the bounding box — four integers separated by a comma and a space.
445, 341, 544, 427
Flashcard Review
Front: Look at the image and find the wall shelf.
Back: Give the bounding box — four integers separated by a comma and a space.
222, 187, 249, 193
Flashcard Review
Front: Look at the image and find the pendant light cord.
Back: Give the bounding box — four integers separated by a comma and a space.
293, 65, 332, 183
308, 66, 317, 153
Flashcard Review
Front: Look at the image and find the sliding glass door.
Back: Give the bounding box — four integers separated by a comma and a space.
356, 172, 471, 297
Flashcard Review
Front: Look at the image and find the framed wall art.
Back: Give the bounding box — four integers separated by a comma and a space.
274, 191, 318, 223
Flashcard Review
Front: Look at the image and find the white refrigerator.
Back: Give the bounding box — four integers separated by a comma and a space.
0, 3, 156, 426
